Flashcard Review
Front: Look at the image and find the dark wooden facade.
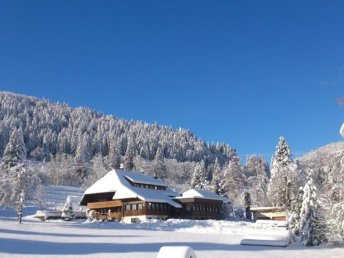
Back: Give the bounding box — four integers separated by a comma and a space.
86, 198, 177, 222
177, 197, 223, 220
86, 196, 224, 222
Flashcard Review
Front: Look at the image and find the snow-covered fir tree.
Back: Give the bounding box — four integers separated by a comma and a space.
288, 187, 303, 234
268, 137, 298, 207
211, 158, 226, 196
191, 160, 208, 190
222, 155, 247, 208
2, 128, 27, 169
244, 155, 270, 207
123, 137, 135, 171
153, 147, 167, 179
299, 175, 327, 246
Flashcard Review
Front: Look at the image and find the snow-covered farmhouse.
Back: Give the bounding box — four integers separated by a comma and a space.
80, 169, 227, 223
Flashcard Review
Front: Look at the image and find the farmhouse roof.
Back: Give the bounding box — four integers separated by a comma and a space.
176, 189, 227, 202
81, 169, 181, 208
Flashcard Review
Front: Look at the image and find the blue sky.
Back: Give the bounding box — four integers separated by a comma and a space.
0, 1, 343, 160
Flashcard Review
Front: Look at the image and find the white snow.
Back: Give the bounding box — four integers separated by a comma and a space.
1, 185, 342, 258
240, 231, 290, 247
122, 170, 167, 186
84, 170, 166, 195
0, 212, 343, 258
157, 246, 197, 258
83, 170, 119, 195
114, 186, 182, 208
177, 189, 226, 202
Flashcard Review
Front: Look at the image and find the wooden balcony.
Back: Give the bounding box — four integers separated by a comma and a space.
87, 200, 122, 210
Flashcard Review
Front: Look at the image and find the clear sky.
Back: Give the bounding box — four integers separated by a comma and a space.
0, 1, 343, 161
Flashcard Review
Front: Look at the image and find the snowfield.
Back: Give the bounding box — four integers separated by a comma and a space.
0, 211, 343, 258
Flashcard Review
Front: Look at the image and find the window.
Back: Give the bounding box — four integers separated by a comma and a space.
125, 204, 131, 211
132, 204, 137, 211
148, 202, 152, 210
138, 203, 143, 210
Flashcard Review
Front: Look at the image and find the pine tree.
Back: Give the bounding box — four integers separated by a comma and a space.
191, 160, 208, 190
245, 155, 269, 207
288, 187, 303, 234
123, 138, 135, 171
153, 147, 166, 179
222, 156, 246, 208
2, 128, 27, 169
108, 143, 121, 169
299, 176, 327, 246
211, 159, 226, 197
268, 136, 297, 207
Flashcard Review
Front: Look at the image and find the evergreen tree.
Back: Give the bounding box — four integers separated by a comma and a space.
222, 155, 246, 208
299, 176, 327, 246
245, 155, 270, 207
123, 138, 135, 171
211, 158, 226, 196
288, 187, 303, 234
191, 160, 208, 190
268, 136, 297, 207
153, 147, 167, 179
108, 143, 121, 169
2, 128, 27, 169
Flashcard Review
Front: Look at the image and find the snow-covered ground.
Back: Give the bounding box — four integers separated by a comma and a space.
0, 213, 342, 258
0, 185, 342, 258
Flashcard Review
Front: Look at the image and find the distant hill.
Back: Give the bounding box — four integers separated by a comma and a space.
297, 141, 344, 161
0, 91, 237, 167
297, 141, 344, 171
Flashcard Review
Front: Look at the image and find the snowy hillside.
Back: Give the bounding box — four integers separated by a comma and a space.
297, 141, 344, 162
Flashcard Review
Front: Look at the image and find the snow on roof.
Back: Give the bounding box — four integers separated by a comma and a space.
82, 169, 181, 208
250, 207, 285, 212
121, 170, 167, 187
177, 189, 226, 202
113, 186, 182, 208
84, 170, 119, 195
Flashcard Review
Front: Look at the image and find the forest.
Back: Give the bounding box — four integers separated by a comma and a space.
0, 91, 343, 246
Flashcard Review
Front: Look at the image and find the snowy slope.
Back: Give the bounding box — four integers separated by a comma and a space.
297, 141, 344, 162
45, 185, 84, 210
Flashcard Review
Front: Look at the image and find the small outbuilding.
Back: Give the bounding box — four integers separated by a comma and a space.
175, 189, 228, 220
250, 207, 286, 221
